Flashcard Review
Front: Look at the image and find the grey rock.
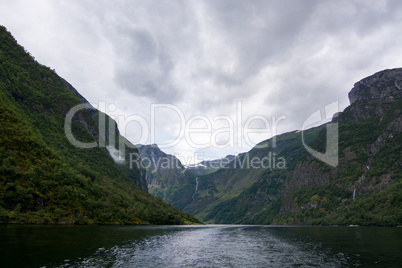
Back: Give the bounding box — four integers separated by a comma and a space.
349, 68, 402, 104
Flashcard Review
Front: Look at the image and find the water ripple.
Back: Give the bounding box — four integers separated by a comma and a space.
60, 226, 347, 268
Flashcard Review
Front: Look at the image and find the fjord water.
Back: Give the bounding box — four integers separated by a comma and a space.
0, 225, 401, 267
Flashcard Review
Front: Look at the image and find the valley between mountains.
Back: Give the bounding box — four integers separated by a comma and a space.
1, 25, 401, 226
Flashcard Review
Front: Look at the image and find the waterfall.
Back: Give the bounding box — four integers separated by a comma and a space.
353, 188, 356, 200
192, 177, 199, 200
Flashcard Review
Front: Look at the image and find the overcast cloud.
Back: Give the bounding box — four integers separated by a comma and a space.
1, 0, 402, 164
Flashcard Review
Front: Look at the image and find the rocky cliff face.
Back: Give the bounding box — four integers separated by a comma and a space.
349, 68, 402, 105
345, 68, 402, 122
136, 144, 186, 186
136, 144, 197, 208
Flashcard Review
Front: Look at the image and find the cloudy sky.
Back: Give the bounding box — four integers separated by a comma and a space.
1, 0, 402, 164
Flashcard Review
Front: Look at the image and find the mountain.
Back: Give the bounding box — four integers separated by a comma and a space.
0, 26, 200, 225
142, 68, 402, 226
185, 155, 236, 175
135, 144, 198, 210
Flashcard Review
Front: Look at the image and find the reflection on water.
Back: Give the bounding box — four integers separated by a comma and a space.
0, 225, 401, 267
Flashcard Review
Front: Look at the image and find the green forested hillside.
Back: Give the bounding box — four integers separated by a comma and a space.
0, 26, 200, 225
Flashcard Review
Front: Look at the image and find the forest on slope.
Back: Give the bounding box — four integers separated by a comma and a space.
0, 25, 200, 225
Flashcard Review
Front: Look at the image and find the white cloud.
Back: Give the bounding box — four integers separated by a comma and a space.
1, 0, 402, 163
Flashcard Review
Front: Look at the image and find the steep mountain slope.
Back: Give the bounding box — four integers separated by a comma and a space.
0, 26, 200, 224
143, 68, 402, 226
136, 144, 198, 210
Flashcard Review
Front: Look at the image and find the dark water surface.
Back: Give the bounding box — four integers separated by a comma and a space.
0, 224, 401, 267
